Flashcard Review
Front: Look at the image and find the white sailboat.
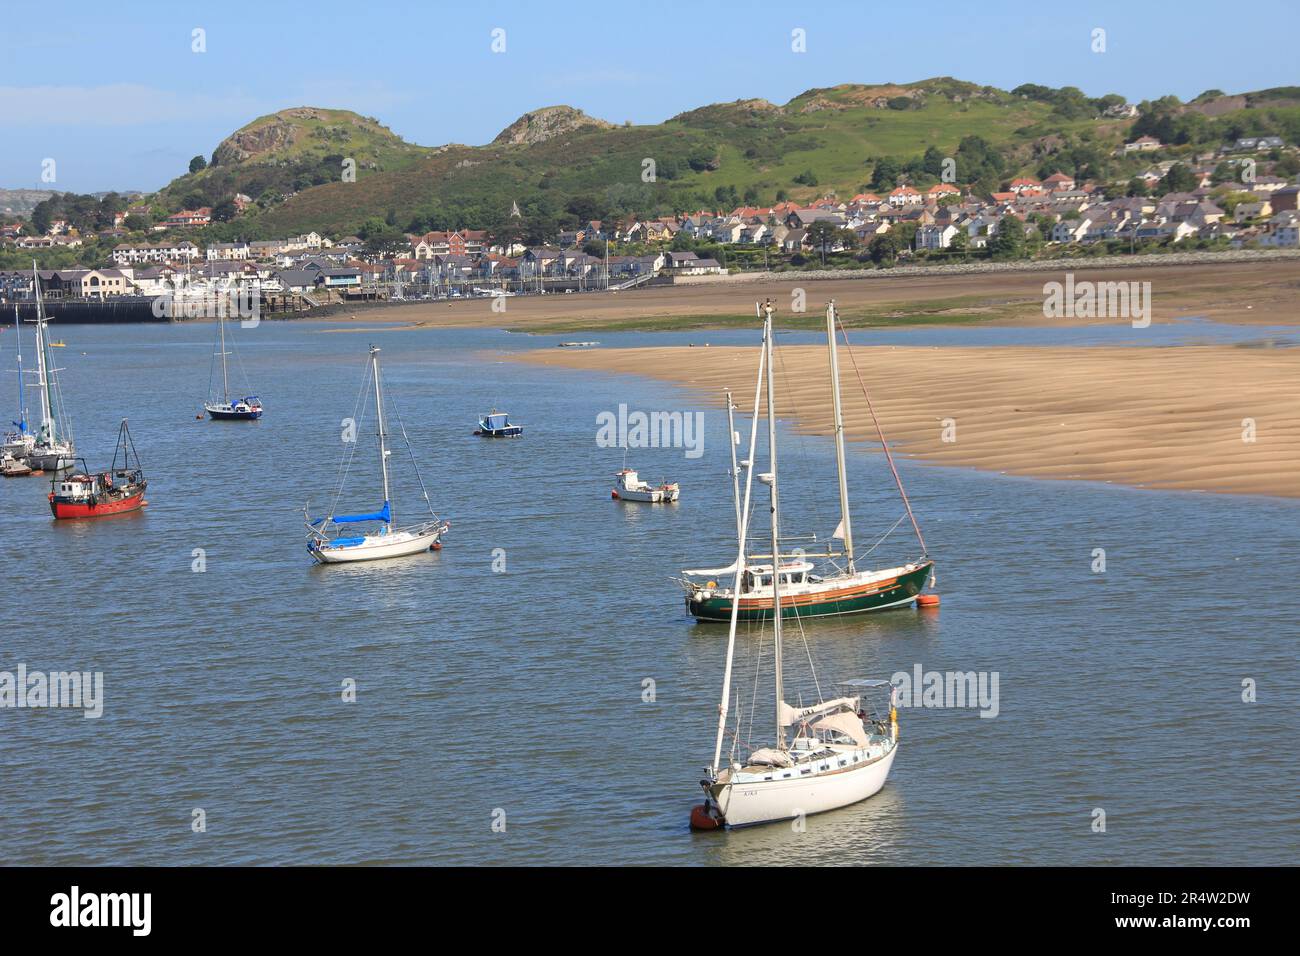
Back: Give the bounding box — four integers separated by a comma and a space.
26, 264, 75, 472
691, 305, 899, 830
3, 306, 36, 460
305, 345, 448, 563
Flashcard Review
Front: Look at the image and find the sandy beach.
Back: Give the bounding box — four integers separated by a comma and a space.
347, 259, 1300, 332
519, 342, 1300, 499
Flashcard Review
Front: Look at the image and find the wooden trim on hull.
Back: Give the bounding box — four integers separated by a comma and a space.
688, 562, 933, 621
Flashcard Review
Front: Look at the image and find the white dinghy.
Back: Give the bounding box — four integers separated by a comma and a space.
612, 467, 679, 503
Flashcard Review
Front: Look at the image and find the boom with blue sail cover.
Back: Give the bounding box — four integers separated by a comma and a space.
326, 502, 392, 524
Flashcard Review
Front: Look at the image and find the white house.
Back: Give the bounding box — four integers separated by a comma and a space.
1051, 218, 1092, 243
915, 224, 959, 250
1260, 212, 1300, 247
112, 241, 199, 265
206, 241, 250, 261
888, 186, 923, 207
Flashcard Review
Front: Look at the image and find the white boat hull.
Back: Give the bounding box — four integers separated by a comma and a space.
615, 487, 673, 503
28, 445, 74, 471
310, 526, 444, 564
711, 744, 897, 828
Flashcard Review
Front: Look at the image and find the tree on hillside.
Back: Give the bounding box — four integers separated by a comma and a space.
805, 220, 848, 264
867, 232, 900, 265
988, 215, 1027, 260
1161, 163, 1198, 194
1274, 154, 1300, 177
565, 196, 604, 224
189, 155, 208, 174
1210, 162, 1240, 186
870, 157, 901, 191
31, 199, 54, 235
363, 225, 406, 256
948, 228, 970, 260
954, 135, 1005, 185
1216, 191, 1257, 216
211, 199, 238, 223
922, 145, 946, 178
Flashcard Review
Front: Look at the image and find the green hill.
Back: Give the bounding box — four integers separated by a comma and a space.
149, 78, 1300, 241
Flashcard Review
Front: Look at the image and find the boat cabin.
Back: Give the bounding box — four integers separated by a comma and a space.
56, 472, 109, 500
741, 561, 817, 593
475, 409, 522, 436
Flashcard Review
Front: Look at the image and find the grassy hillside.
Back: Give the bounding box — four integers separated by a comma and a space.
146, 77, 1300, 241
156, 106, 426, 216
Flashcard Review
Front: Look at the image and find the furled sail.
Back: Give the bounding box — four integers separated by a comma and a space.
779, 696, 859, 727
811, 711, 870, 747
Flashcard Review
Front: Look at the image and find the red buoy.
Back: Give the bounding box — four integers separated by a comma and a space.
430, 541, 442, 551
916, 593, 940, 608
610, 490, 619, 499
690, 804, 722, 831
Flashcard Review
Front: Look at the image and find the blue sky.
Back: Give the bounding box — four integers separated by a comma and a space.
3, 0, 1297, 193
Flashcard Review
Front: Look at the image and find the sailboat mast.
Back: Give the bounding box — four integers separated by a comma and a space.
826, 300, 855, 572
13, 306, 26, 434
370, 346, 392, 528
711, 324, 768, 775
726, 390, 741, 543
31, 263, 52, 444
763, 302, 785, 748
218, 314, 229, 402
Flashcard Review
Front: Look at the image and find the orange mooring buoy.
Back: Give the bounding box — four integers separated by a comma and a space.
916, 593, 940, 608
690, 804, 722, 831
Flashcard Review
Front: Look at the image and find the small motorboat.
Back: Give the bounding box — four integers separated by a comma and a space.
612, 468, 679, 503
48, 420, 147, 519
49, 340, 67, 348
1, 453, 33, 477
474, 409, 522, 437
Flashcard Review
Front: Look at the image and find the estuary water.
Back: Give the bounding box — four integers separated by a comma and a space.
1, 319, 1296, 865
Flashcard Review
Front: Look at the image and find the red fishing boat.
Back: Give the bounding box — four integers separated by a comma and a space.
49, 419, 147, 520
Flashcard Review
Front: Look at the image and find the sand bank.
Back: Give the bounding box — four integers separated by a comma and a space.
518, 343, 1300, 499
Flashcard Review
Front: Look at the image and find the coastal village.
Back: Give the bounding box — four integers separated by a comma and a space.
1, 132, 1297, 308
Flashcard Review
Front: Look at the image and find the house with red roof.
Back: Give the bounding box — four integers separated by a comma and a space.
163, 207, 212, 228
1042, 172, 1076, 192
888, 185, 923, 207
